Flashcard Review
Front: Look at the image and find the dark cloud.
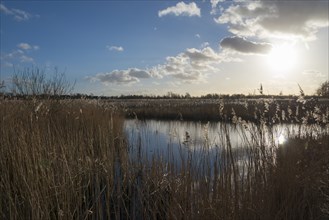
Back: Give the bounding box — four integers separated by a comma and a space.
220, 36, 272, 54
128, 68, 151, 79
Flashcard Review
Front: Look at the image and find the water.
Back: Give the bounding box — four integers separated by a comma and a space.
124, 119, 326, 164
125, 120, 242, 153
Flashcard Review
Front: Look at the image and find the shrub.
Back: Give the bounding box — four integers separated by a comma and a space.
11, 66, 75, 97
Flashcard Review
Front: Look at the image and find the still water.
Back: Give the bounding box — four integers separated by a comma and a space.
124, 119, 325, 163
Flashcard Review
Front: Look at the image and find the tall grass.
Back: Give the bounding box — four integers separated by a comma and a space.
0, 100, 126, 219
1, 98, 328, 219
121, 97, 328, 125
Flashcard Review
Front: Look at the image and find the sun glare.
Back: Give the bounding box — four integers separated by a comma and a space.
267, 44, 297, 73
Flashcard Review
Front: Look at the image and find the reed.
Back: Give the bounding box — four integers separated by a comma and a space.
1, 98, 328, 219
120, 98, 329, 125
0, 99, 126, 219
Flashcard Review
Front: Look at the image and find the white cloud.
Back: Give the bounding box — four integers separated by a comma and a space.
88, 68, 159, 85
3, 49, 34, 63
153, 47, 223, 83
210, 0, 220, 9
0, 3, 36, 21
88, 46, 239, 85
210, 0, 225, 15
17, 43, 39, 50
1, 43, 39, 65
214, 0, 329, 41
195, 34, 201, 38
106, 45, 124, 52
220, 36, 272, 54
158, 2, 201, 17
89, 70, 139, 85
185, 47, 220, 64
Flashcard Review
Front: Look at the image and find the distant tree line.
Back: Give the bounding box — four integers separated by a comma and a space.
2, 91, 321, 101
1, 66, 328, 99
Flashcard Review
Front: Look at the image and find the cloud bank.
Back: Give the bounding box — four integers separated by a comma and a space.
89, 47, 227, 85
214, 0, 329, 40
158, 2, 201, 17
87, 47, 225, 84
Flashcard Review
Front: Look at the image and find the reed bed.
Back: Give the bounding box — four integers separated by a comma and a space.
0, 99, 126, 219
121, 98, 328, 125
1, 98, 328, 219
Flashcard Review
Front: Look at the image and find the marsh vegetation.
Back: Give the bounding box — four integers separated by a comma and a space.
0, 96, 328, 219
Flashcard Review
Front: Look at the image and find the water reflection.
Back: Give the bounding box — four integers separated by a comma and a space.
124, 119, 326, 162
125, 120, 241, 151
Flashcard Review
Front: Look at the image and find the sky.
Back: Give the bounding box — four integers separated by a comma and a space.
0, 0, 328, 96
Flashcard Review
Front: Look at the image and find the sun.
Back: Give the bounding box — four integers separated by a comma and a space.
267, 44, 297, 73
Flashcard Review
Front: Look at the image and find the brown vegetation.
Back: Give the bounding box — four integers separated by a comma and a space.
121, 98, 328, 125
0, 98, 328, 219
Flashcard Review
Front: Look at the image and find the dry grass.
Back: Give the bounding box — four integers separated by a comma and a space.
0, 99, 126, 219
121, 98, 328, 125
0, 98, 328, 219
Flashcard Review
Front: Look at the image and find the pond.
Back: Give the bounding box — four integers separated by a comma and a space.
124, 119, 325, 166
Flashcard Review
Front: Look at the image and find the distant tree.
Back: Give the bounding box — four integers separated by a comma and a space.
204, 93, 219, 99
166, 91, 181, 99
11, 66, 75, 96
185, 92, 191, 98
316, 81, 329, 97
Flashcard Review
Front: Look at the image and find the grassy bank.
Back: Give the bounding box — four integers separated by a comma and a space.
1, 99, 328, 219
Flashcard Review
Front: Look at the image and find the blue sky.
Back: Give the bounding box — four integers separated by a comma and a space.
1, 1, 328, 96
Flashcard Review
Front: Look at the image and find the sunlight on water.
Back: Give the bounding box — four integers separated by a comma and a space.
124, 119, 324, 161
